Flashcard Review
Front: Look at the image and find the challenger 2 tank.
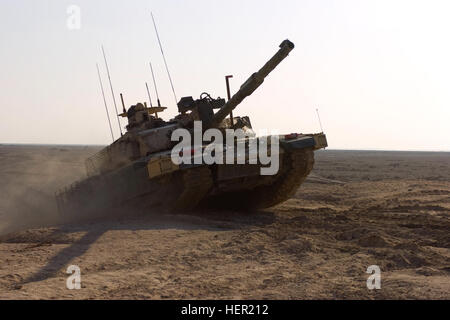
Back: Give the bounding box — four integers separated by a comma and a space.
56, 39, 328, 219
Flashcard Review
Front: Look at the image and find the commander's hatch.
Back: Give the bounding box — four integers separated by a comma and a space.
119, 105, 167, 119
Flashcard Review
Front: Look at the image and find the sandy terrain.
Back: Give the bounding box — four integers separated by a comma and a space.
0, 145, 448, 299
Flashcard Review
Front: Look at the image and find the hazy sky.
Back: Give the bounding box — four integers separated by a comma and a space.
0, 0, 449, 150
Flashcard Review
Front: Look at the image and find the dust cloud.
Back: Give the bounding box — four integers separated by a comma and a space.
0, 145, 101, 235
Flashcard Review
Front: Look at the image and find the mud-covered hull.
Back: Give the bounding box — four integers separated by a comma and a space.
56, 133, 326, 219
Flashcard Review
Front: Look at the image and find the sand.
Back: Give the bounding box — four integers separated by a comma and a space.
0, 145, 448, 299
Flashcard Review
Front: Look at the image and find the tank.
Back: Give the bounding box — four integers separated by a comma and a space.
56, 39, 328, 219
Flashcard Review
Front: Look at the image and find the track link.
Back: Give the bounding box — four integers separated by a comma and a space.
246, 148, 315, 209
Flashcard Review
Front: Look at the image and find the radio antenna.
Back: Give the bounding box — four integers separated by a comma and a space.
101, 45, 123, 136
145, 82, 153, 107
316, 107, 324, 133
151, 12, 178, 106
96, 63, 115, 142
149, 61, 161, 107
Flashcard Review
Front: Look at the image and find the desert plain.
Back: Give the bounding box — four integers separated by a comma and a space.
0, 145, 448, 299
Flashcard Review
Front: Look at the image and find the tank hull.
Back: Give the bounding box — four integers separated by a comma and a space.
56, 133, 327, 220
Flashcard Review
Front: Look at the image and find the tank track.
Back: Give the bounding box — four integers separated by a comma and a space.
199, 148, 315, 210
244, 148, 315, 209
59, 149, 312, 216
171, 166, 213, 211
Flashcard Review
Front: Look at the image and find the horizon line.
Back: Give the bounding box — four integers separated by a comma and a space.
0, 143, 449, 153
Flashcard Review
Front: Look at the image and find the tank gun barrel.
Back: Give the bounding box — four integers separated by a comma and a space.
210, 39, 295, 128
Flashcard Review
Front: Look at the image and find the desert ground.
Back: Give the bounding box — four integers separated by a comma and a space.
0, 145, 448, 299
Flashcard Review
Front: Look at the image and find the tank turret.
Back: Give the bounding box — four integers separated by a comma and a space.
85, 39, 296, 177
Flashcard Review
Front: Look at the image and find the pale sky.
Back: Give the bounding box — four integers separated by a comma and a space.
0, 0, 449, 150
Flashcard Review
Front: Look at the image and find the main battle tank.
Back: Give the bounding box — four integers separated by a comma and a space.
56, 39, 327, 219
